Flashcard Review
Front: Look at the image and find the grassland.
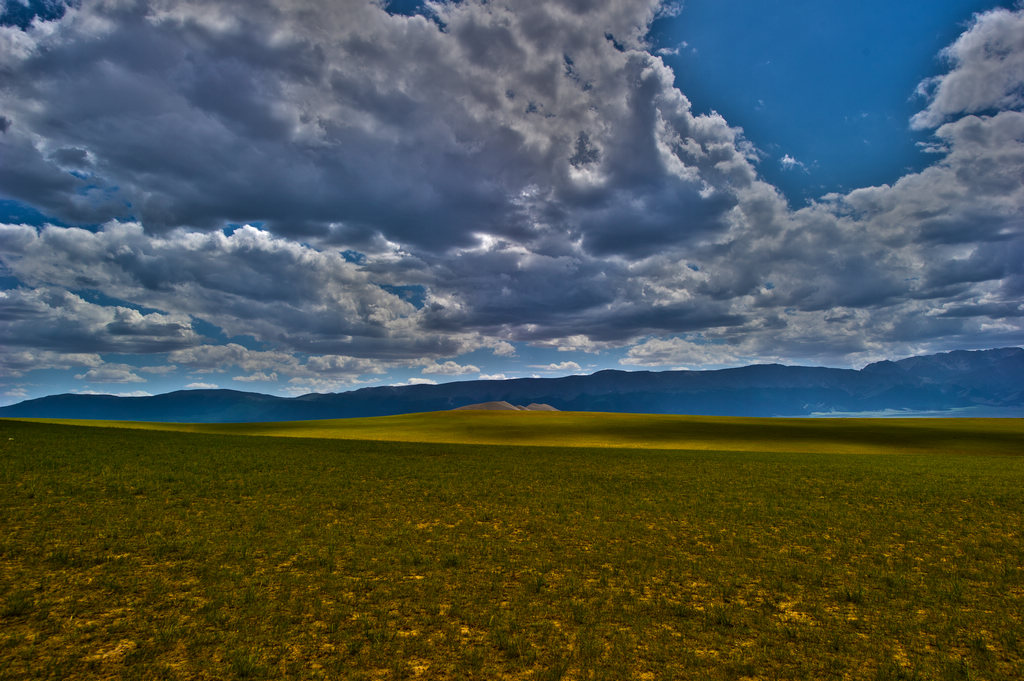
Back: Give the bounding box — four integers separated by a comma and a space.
1, 415, 1023, 679
20, 410, 1024, 455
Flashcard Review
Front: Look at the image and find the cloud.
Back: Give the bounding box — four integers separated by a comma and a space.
779, 154, 807, 172
489, 341, 517, 357
74, 390, 154, 398
233, 372, 278, 383
75, 364, 146, 383
168, 344, 297, 374
621, 337, 745, 369
0, 0, 757, 258
0, 1, 69, 30
0, 349, 101, 377
530, 361, 582, 373
0, 0, 1021, 380
911, 7, 1024, 130
0, 222, 488, 360
0, 0, 684, 249
401, 378, 437, 386
137, 364, 177, 375
420, 360, 481, 375
168, 343, 390, 381
534, 335, 618, 354
0, 0, 778, 364
478, 373, 508, 381
0, 284, 202, 355
184, 382, 219, 390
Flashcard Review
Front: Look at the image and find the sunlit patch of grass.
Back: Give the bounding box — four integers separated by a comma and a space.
16, 411, 1024, 455
0, 419, 1022, 679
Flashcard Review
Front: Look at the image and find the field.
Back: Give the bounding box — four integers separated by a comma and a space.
1, 414, 1023, 680
21, 410, 1024, 454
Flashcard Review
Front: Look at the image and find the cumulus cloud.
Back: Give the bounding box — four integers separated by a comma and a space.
530, 361, 582, 373
0, 0, 1022, 385
621, 337, 746, 369
0, 284, 201, 354
402, 378, 437, 386
233, 372, 278, 383
184, 382, 219, 390
75, 364, 146, 383
1, 349, 101, 377
911, 7, 1024, 129
489, 341, 517, 357
168, 343, 389, 382
420, 360, 481, 375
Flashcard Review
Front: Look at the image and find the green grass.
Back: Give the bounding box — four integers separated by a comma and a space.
17, 410, 1024, 455
1, 417, 1023, 679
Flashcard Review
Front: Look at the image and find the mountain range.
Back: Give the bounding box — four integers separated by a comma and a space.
2, 347, 1022, 423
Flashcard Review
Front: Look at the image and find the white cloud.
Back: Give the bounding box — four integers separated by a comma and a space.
74, 365, 146, 383
621, 337, 745, 369
168, 343, 389, 380
489, 341, 517, 357
233, 372, 278, 383
478, 373, 508, 381
420, 360, 480, 375
184, 382, 219, 390
74, 390, 154, 398
779, 154, 806, 171
0, 349, 102, 377
911, 7, 1024, 129
283, 376, 376, 394
402, 378, 437, 386
530, 361, 582, 373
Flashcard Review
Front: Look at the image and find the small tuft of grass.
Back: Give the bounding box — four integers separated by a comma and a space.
536, 655, 572, 681
704, 604, 734, 629
842, 584, 867, 605
874, 661, 924, 680
1, 590, 33, 618
491, 621, 536, 664
227, 649, 267, 679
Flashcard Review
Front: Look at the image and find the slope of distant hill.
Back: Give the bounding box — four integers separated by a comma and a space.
2, 348, 1022, 422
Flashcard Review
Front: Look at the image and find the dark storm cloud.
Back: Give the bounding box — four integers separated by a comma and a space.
1, 0, 1023, 381
0, 0, 752, 251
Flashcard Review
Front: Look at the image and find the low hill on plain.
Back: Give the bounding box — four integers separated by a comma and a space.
452, 401, 558, 411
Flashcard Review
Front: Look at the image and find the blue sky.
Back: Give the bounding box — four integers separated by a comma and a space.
652, 0, 1019, 201
2, 0, 1023, 403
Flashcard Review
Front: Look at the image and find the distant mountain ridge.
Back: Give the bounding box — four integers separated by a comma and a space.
2, 347, 1022, 423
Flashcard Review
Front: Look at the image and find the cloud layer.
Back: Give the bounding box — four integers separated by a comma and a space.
1, 0, 1023, 393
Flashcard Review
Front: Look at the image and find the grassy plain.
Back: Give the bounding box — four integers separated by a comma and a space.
21, 410, 1024, 455
1, 415, 1023, 680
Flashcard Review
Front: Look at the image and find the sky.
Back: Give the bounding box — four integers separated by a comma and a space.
1, 0, 1023, 404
